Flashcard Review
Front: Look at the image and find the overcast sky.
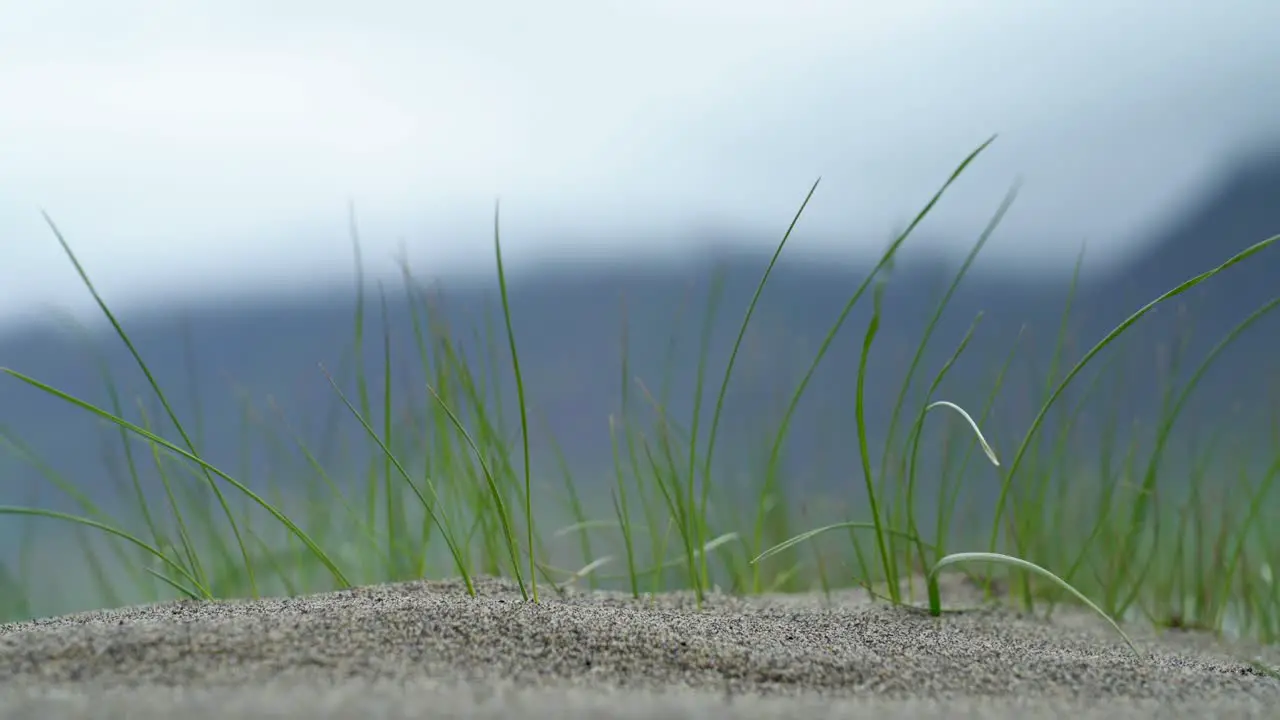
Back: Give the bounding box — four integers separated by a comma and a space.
2, 1, 1279, 329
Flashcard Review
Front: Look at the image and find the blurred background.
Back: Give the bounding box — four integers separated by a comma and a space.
1, 1, 1278, 617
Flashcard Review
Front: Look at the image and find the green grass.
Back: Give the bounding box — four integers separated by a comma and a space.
2, 137, 1279, 668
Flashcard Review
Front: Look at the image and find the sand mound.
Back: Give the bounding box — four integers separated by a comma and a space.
1, 575, 1276, 718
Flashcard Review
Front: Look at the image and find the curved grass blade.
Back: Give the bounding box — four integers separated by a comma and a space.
1116, 295, 1280, 617
0, 506, 209, 600
554, 556, 616, 591
39, 213, 256, 596
925, 401, 1000, 467
900, 315, 985, 593
143, 567, 203, 601
542, 532, 741, 585
878, 180, 1019, 507
927, 551, 1143, 660
0, 371, 350, 589
755, 137, 996, 591
751, 522, 935, 566
319, 365, 480, 597
425, 381, 526, 599
937, 325, 1024, 561
988, 234, 1280, 558
701, 178, 821, 588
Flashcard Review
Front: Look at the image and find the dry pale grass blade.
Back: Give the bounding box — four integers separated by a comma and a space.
925, 401, 1000, 467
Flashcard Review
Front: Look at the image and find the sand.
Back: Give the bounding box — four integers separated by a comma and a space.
1, 574, 1278, 718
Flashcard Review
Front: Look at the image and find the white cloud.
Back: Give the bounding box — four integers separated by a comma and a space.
1, 0, 1278, 327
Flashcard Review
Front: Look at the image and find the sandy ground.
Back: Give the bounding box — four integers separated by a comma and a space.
1, 574, 1278, 719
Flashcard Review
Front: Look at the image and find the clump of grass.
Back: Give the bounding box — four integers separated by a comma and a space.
0, 138, 1277, 676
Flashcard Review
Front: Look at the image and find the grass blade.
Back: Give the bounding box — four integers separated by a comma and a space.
928, 551, 1142, 660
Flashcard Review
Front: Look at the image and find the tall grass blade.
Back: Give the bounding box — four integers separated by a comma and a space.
0, 370, 350, 588
989, 234, 1280, 560
756, 137, 996, 590
40, 213, 257, 596
0, 506, 208, 599
701, 178, 821, 588
492, 203, 538, 603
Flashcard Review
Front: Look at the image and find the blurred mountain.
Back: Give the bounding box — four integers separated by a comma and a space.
1103, 145, 1280, 330
1, 150, 1277, 525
